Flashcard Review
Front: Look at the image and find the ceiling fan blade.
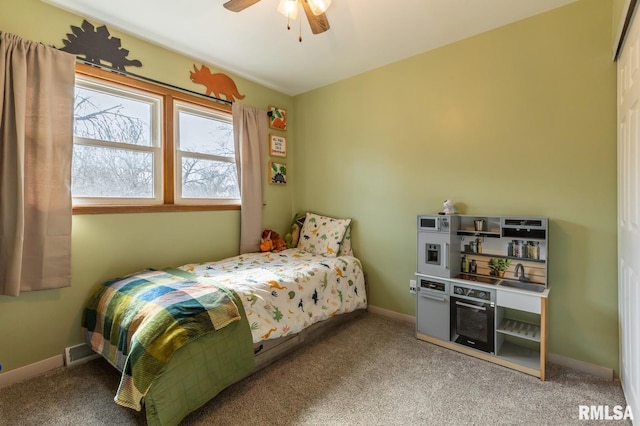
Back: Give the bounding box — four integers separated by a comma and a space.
301, 0, 330, 34
223, 0, 261, 12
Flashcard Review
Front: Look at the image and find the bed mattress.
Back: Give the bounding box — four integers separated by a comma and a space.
179, 248, 367, 343
83, 248, 367, 425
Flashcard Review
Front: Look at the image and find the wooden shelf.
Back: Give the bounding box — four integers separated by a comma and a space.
460, 251, 546, 264
497, 319, 541, 342
456, 230, 501, 238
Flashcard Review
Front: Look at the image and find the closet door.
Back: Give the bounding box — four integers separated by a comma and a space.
617, 4, 640, 419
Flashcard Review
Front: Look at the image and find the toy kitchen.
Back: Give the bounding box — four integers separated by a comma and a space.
415, 214, 550, 380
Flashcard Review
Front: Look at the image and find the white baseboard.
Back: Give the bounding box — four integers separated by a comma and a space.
368, 306, 614, 380
367, 304, 415, 325
547, 352, 614, 380
0, 312, 614, 390
0, 355, 64, 389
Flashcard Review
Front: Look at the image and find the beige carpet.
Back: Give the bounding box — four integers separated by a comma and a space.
0, 312, 630, 425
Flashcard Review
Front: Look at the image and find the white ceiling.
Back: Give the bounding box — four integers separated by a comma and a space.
43, 0, 578, 96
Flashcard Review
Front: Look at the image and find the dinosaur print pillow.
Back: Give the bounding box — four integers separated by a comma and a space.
298, 212, 351, 257
338, 225, 354, 257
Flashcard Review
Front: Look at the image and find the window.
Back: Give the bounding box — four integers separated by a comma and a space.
174, 102, 239, 203
72, 63, 238, 213
73, 76, 162, 204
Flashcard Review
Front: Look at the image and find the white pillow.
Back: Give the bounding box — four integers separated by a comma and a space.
298, 212, 351, 257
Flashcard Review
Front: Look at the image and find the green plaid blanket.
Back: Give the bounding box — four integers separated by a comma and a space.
82, 268, 252, 410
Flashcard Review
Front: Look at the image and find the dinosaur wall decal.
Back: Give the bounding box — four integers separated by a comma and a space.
190, 64, 245, 102
58, 19, 142, 71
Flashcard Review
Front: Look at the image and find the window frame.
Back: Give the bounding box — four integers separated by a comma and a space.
72, 63, 239, 215
73, 75, 164, 206
173, 100, 240, 206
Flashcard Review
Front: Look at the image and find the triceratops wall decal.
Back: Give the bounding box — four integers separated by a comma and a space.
58, 19, 142, 71
190, 64, 245, 102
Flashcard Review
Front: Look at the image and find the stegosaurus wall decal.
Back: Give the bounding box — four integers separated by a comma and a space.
58, 19, 142, 71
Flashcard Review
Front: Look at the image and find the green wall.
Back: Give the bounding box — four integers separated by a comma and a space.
0, 0, 621, 377
0, 0, 294, 372
293, 0, 619, 373
612, 0, 628, 49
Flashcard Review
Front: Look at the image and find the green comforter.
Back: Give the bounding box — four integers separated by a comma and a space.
82, 268, 254, 410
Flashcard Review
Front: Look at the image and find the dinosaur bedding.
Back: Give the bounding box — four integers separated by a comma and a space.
178, 248, 367, 343
82, 247, 367, 414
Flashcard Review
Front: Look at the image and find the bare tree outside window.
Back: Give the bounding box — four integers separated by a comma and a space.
71, 78, 239, 204
177, 107, 239, 200
72, 85, 157, 199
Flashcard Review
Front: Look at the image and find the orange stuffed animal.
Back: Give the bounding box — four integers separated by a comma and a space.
260, 229, 287, 253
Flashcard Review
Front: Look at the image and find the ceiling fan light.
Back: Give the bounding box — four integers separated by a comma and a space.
307, 0, 331, 15
277, 0, 299, 20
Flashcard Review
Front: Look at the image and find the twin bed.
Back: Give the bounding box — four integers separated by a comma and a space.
82, 213, 367, 425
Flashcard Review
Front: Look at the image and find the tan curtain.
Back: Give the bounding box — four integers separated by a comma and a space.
232, 103, 267, 254
0, 32, 75, 296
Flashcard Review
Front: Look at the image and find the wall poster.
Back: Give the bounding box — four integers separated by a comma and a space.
269, 134, 287, 157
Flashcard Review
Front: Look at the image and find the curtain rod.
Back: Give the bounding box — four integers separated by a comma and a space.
75, 59, 275, 117
76, 59, 233, 107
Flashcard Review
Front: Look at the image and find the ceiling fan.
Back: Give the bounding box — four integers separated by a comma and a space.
223, 0, 331, 35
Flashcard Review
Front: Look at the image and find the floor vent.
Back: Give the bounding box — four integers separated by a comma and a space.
64, 343, 99, 367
